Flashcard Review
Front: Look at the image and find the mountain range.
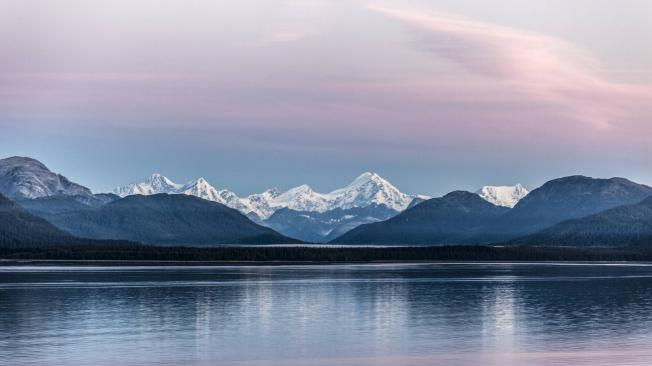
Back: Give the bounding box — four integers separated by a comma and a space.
111, 171, 437, 242
113, 171, 428, 219
111, 171, 531, 242
331, 191, 510, 244
490, 176, 652, 239
45, 194, 300, 245
0, 193, 133, 247
0, 157, 300, 245
334, 176, 652, 245
5, 155, 652, 248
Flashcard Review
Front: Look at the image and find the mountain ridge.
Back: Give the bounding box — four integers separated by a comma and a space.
488, 175, 652, 239
332, 176, 652, 245
506, 195, 652, 246
331, 191, 510, 245
45, 193, 301, 245
113, 171, 425, 219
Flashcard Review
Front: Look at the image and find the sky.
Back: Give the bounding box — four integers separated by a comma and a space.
1, 0, 651, 196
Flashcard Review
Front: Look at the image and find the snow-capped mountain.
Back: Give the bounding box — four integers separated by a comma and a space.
115, 175, 259, 216
177, 177, 225, 202
265, 184, 331, 213
178, 178, 259, 215
245, 188, 282, 219
249, 172, 422, 218
0, 156, 93, 199
112, 171, 424, 219
326, 172, 414, 211
114, 173, 182, 197
476, 184, 529, 208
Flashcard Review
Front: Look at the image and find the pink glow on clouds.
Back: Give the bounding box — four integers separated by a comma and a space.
366, 4, 652, 135
1, 1, 651, 157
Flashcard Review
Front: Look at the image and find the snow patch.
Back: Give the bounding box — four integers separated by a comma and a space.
476, 184, 529, 208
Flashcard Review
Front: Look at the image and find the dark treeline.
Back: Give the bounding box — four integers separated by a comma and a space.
2, 244, 652, 263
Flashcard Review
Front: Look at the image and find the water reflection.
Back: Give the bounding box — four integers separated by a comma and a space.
1, 264, 652, 365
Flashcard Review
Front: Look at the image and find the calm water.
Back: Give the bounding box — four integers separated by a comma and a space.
2, 263, 652, 366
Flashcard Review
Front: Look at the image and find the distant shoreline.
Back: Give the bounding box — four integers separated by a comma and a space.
2, 244, 652, 264
2, 259, 651, 267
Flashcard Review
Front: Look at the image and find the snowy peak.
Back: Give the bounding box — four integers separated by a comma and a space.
256, 172, 416, 217
114, 173, 181, 197
327, 172, 414, 211
112, 171, 423, 219
244, 188, 283, 219
115, 175, 262, 217
476, 184, 529, 208
146, 173, 182, 192
270, 184, 330, 213
260, 187, 282, 199
179, 178, 259, 215
348, 172, 382, 186
178, 177, 223, 202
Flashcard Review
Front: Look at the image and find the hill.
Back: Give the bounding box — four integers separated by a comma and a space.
47, 194, 301, 245
507, 196, 652, 246
485, 176, 652, 240
0, 193, 95, 246
331, 191, 509, 244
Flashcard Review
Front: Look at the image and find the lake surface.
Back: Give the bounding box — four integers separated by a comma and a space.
2, 263, 652, 366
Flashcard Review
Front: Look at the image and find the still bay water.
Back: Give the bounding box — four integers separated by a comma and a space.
2, 263, 652, 365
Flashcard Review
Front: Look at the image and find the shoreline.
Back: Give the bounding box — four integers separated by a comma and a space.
2, 259, 651, 267
3, 244, 652, 264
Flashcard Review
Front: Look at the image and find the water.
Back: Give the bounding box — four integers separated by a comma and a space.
2, 263, 652, 365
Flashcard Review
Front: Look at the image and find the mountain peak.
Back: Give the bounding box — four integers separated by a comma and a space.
326, 172, 413, 211
0, 156, 92, 199
180, 177, 218, 194
444, 190, 480, 199
1, 156, 49, 170
147, 173, 166, 181
114, 173, 181, 197
292, 184, 313, 192
191, 177, 210, 185
355, 171, 379, 180
349, 171, 384, 186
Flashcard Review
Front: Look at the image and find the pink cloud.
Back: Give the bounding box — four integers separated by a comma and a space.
2, 3, 651, 162
258, 0, 333, 44
366, 4, 652, 132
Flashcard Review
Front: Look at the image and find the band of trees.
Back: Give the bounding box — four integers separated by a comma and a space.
1, 244, 651, 262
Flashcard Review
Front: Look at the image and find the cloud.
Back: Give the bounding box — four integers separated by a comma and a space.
365, 4, 652, 131
2, 1, 651, 161
260, 0, 332, 44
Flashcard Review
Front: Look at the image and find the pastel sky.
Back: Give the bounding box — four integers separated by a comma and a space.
1, 0, 651, 196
